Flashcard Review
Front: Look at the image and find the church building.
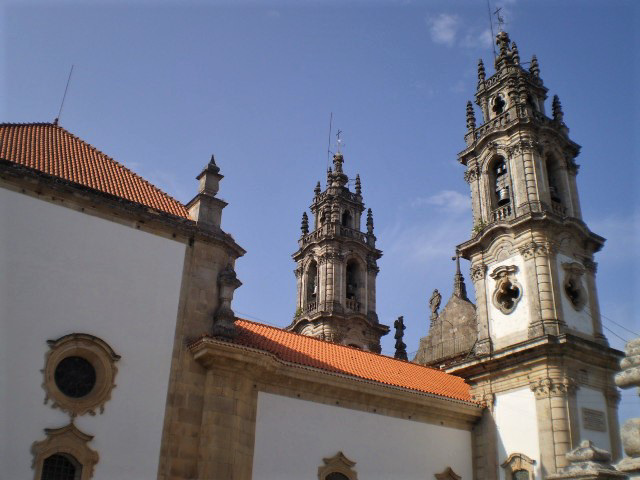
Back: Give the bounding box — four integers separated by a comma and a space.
0, 31, 624, 480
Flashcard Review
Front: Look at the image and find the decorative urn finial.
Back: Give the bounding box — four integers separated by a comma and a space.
355, 174, 362, 195
530, 55, 540, 77
314, 181, 321, 196
477, 58, 486, 82
301, 212, 309, 235
366, 208, 374, 234
511, 42, 520, 64
552, 95, 564, 123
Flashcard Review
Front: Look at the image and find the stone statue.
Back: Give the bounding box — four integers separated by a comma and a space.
429, 289, 441, 318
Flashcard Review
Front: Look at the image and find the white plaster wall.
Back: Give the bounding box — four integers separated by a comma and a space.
576, 387, 611, 452
252, 392, 473, 480
556, 254, 593, 336
486, 255, 531, 346
494, 388, 541, 480
0, 188, 186, 479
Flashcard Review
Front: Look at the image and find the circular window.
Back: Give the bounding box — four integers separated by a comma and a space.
43, 333, 120, 416
54, 356, 97, 398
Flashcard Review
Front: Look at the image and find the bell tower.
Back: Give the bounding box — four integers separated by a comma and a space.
447, 32, 623, 479
286, 152, 389, 352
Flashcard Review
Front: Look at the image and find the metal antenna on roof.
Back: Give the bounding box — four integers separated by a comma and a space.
486, 0, 497, 60
54, 65, 74, 126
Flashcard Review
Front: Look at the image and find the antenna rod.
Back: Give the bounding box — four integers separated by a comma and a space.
486, 0, 496, 59
55, 65, 74, 125
327, 112, 333, 169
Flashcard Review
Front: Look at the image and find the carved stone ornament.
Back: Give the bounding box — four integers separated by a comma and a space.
471, 391, 495, 411
506, 139, 542, 158
501, 452, 536, 480
31, 423, 99, 480
464, 165, 480, 183
547, 440, 627, 479
435, 466, 462, 480
318, 451, 358, 480
490, 265, 522, 314
43, 333, 120, 417
519, 241, 552, 260
562, 262, 587, 311
530, 377, 578, 399
213, 263, 242, 338
471, 263, 488, 282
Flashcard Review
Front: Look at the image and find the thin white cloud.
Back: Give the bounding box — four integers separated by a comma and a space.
460, 28, 494, 49
427, 13, 460, 47
411, 190, 470, 213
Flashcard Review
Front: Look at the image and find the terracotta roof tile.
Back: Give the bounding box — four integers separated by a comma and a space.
0, 123, 189, 218
230, 319, 472, 402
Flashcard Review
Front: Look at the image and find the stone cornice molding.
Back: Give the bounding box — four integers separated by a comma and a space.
188, 336, 482, 428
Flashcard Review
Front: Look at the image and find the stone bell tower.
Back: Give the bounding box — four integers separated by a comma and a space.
286, 152, 389, 352
446, 32, 623, 479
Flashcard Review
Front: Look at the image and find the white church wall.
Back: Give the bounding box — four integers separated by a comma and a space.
556, 253, 593, 336
494, 388, 541, 480
0, 188, 186, 479
576, 386, 611, 452
486, 255, 531, 348
252, 391, 473, 480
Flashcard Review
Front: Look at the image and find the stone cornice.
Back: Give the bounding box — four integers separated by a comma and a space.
188, 337, 483, 428
0, 160, 246, 258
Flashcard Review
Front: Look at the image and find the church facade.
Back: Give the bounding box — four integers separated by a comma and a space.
0, 32, 624, 480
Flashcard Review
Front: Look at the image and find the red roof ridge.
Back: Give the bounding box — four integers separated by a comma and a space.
0, 122, 189, 218
235, 317, 444, 372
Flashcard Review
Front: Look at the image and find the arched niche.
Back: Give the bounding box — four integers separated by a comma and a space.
345, 258, 364, 311
306, 260, 319, 307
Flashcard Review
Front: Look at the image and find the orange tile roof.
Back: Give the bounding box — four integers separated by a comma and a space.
229, 319, 472, 402
0, 123, 189, 218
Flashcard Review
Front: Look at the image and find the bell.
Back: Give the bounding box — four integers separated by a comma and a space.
497, 187, 510, 204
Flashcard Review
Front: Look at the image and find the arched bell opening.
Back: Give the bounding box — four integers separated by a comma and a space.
545, 155, 569, 214
488, 156, 513, 221
341, 210, 352, 228
345, 259, 362, 312
305, 260, 318, 310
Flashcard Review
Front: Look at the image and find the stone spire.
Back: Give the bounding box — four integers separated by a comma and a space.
552, 95, 564, 123
301, 212, 309, 235
355, 174, 361, 196
314, 181, 321, 196
394, 316, 408, 361
530, 54, 540, 77
466, 101, 476, 131
366, 208, 374, 234
452, 252, 469, 301
477, 58, 486, 82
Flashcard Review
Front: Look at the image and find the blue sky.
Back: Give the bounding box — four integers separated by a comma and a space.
3, 0, 638, 423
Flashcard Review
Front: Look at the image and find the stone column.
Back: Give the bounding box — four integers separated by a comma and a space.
471, 262, 491, 355
196, 365, 258, 480
521, 241, 563, 337
584, 259, 608, 345
605, 386, 623, 461
531, 377, 575, 475
471, 391, 498, 480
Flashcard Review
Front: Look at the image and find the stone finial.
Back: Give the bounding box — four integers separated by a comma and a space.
366, 208, 374, 234
615, 337, 640, 475
547, 440, 628, 479
553, 95, 565, 123
511, 42, 520, 64
355, 174, 362, 195
331, 153, 348, 187
301, 212, 309, 235
187, 154, 228, 229
394, 316, 408, 360
466, 101, 476, 131
530, 55, 540, 77
314, 181, 321, 196
452, 252, 469, 301
477, 58, 486, 82
326, 167, 332, 186
212, 264, 242, 339
497, 31, 510, 55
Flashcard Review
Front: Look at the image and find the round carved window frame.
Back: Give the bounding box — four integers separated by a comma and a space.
490, 265, 523, 315
43, 333, 120, 417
